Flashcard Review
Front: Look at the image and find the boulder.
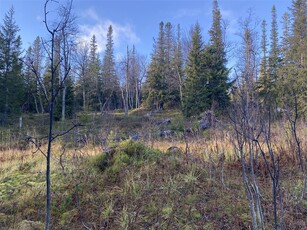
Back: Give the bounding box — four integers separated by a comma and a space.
129, 134, 141, 141
160, 130, 174, 137
199, 121, 210, 130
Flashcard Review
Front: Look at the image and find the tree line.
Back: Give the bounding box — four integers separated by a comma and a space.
0, 0, 306, 124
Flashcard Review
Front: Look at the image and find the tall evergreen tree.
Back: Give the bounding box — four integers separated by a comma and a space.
205, 0, 230, 113
0, 7, 24, 124
88, 35, 101, 111
182, 23, 208, 117
280, 12, 291, 61
278, 0, 307, 117
102, 25, 120, 110
265, 5, 280, 111
259, 20, 269, 98
145, 22, 167, 110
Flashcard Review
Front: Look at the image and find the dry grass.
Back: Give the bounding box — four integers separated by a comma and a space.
0, 109, 306, 229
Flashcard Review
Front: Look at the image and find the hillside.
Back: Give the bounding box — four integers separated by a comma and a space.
0, 109, 306, 229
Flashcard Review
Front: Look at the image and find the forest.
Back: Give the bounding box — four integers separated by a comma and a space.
0, 0, 306, 229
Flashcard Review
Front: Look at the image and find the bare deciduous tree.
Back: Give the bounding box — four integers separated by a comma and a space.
230, 12, 265, 229
23, 1, 79, 229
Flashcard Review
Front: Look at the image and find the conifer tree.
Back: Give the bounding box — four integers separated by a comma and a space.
102, 25, 120, 110
0, 7, 24, 124
265, 5, 280, 112
182, 23, 208, 117
258, 20, 269, 99
205, 0, 230, 113
88, 35, 101, 111
145, 22, 167, 110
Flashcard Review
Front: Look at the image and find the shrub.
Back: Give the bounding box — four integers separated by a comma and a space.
91, 140, 161, 173
91, 153, 109, 172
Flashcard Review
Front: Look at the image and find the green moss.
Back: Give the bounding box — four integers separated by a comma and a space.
91, 140, 161, 174
90, 152, 109, 172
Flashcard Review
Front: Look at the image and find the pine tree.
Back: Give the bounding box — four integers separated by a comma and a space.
0, 7, 24, 124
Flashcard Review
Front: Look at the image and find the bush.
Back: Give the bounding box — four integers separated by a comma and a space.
91, 153, 109, 172
91, 140, 161, 173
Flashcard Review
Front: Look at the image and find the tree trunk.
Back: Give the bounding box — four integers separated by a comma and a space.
32, 93, 39, 114
61, 81, 66, 121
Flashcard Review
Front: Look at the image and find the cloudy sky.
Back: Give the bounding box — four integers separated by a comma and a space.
0, 0, 292, 60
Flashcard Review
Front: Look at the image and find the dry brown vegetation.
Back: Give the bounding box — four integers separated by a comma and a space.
0, 109, 306, 229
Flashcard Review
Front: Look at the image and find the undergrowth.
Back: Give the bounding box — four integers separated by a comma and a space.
0, 109, 306, 229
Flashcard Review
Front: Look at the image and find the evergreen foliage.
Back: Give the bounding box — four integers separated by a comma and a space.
182, 23, 207, 117
0, 7, 24, 124
102, 26, 121, 110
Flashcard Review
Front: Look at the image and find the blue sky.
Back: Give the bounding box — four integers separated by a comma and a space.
0, 0, 292, 61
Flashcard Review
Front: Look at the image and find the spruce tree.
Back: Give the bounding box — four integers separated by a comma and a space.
0, 7, 24, 124
206, 0, 230, 113
145, 22, 167, 110
258, 20, 269, 99
182, 23, 208, 117
88, 35, 101, 111
279, 0, 307, 116
102, 25, 120, 110
266, 5, 280, 111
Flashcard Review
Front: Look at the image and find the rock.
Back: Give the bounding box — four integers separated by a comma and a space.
199, 121, 210, 130
129, 134, 141, 140
160, 130, 174, 137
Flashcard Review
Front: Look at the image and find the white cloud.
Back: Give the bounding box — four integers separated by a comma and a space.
78, 8, 140, 53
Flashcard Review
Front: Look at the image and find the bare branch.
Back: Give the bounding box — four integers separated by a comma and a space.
27, 136, 47, 158
51, 122, 82, 142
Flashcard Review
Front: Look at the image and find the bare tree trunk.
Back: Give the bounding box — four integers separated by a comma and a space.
39, 93, 44, 113
82, 87, 86, 111
45, 29, 55, 230
62, 81, 66, 121
32, 93, 39, 114
125, 46, 129, 115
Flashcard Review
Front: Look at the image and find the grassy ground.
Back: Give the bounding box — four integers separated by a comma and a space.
0, 109, 307, 229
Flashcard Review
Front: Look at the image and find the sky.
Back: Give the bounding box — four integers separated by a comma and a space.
0, 0, 293, 62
